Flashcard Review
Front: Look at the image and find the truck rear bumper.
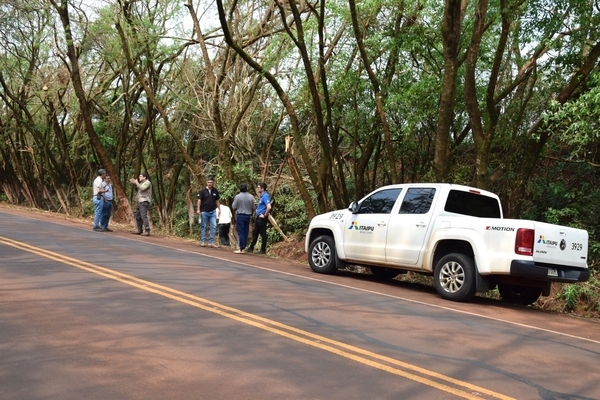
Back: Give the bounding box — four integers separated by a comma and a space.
510, 260, 590, 283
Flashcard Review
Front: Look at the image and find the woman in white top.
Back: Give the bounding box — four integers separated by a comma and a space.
217, 204, 233, 246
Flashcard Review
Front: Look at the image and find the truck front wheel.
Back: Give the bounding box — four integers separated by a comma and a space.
434, 254, 476, 302
308, 235, 340, 274
498, 284, 542, 306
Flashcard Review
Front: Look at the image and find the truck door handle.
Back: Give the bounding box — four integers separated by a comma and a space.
378, 221, 387, 226
416, 223, 427, 228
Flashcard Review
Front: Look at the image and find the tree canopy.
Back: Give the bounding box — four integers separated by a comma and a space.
0, 0, 599, 262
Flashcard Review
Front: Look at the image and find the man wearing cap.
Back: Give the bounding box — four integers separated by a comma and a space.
129, 173, 152, 236
247, 182, 271, 254
92, 169, 107, 231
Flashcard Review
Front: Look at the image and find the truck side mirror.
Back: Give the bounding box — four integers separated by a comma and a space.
349, 202, 359, 213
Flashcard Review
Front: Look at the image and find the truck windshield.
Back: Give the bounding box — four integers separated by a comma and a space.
444, 190, 501, 218
358, 188, 402, 214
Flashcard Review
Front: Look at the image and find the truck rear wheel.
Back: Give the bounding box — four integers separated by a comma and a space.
308, 235, 340, 274
434, 253, 476, 302
498, 284, 542, 306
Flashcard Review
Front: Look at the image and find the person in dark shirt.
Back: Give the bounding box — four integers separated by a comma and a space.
196, 176, 221, 247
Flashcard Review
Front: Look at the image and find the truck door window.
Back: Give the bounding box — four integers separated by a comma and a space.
399, 188, 436, 214
358, 188, 402, 214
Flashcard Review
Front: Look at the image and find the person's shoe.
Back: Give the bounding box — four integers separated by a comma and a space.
143, 231, 150, 236
131, 231, 142, 235
93, 226, 102, 231
200, 242, 206, 247
246, 248, 253, 253
209, 243, 219, 248
104, 228, 113, 232
234, 249, 245, 254
257, 250, 266, 255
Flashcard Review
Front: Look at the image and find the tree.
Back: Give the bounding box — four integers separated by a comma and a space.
49, 0, 136, 221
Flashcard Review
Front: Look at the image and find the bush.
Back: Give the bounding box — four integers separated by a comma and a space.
557, 270, 600, 317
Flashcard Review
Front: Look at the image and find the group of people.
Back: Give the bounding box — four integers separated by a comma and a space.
196, 176, 272, 254
92, 169, 114, 232
92, 169, 152, 236
92, 171, 272, 253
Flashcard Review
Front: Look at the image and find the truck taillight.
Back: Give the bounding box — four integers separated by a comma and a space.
515, 228, 534, 256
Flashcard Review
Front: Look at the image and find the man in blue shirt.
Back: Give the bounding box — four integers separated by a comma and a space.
247, 182, 271, 254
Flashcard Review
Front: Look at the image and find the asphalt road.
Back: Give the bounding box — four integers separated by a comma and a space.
1, 207, 599, 400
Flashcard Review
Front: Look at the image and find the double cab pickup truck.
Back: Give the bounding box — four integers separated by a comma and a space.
305, 183, 590, 305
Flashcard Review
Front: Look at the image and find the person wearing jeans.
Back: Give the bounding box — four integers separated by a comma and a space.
231, 183, 255, 254
247, 182, 271, 254
200, 209, 217, 245
196, 176, 221, 247
92, 169, 106, 231
100, 175, 114, 232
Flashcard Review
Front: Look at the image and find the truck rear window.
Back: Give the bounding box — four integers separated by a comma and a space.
444, 190, 501, 218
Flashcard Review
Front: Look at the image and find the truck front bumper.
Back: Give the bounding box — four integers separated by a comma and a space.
510, 260, 590, 283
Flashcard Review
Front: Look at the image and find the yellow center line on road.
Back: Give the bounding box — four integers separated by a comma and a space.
1, 236, 514, 400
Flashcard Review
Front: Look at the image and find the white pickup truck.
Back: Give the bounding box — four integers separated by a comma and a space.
305, 183, 590, 305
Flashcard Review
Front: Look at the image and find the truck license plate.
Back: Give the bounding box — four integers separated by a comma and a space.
548, 268, 558, 277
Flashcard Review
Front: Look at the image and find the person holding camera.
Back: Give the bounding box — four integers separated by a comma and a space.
129, 173, 152, 236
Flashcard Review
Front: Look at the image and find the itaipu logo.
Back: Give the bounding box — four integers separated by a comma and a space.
349, 221, 375, 232
538, 235, 558, 247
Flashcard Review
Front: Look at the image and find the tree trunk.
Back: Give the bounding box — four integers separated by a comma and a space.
506, 40, 600, 217
215, 0, 319, 219
435, 0, 465, 182
50, 0, 132, 222
348, 0, 399, 184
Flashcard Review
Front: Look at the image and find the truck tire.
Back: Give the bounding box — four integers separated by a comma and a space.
370, 267, 399, 280
434, 253, 476, 302
498, 284, 542, 306
308, 235, 340, 274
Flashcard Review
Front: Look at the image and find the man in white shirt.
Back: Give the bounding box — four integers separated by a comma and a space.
92, 169, 106, 231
